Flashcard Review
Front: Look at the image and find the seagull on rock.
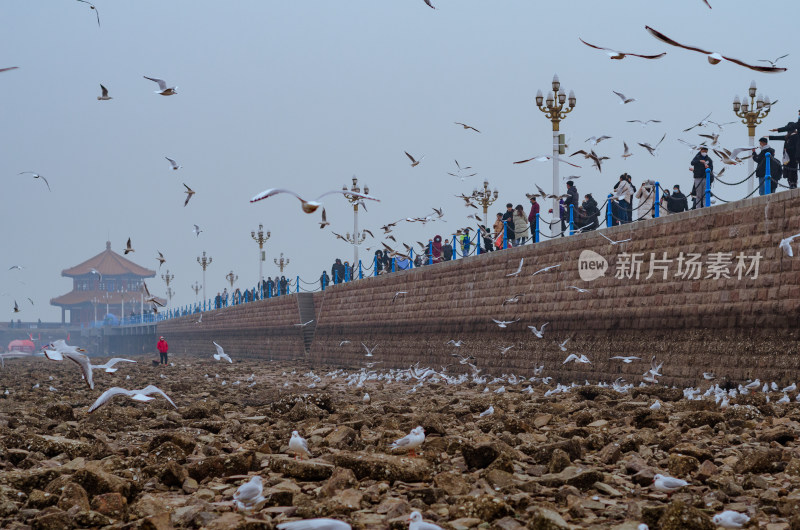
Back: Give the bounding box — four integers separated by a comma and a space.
712, 511, 750, 529
289, 431, 311, 460
277, 520, 351, 530
233, 476, 264, 511
408, 511, 443, 530
652, 474, 688, 494
390, 426, 425, 457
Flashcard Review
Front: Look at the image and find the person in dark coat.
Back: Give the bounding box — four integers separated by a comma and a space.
690, 147, 714, 208
331, 259, 345, 284
442, 239, 453, 261
266, 277, 275, 297
375, 250, 384, 274
432, 235, 443, 262
320, 271, 329, 289
667, 185, 689, 213
280, 276, 288, 294
769, 121, 799, 189
479, 225, 493, 253
753, 137, 780, 195
501, 203, 515, 242
579, 194, 600, 231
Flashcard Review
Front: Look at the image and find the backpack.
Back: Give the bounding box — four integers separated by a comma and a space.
771, 155, 783, 180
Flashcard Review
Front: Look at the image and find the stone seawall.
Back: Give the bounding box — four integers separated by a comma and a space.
159, 189, 800, 386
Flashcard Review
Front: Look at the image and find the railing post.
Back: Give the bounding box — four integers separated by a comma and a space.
296, 276, 299, 293
765, 151, 772, 195
569, 204, 574, 236
392, 257, 396, 272
358, 260, 363, 278
535, 213, 540, 243
654, 181, 660, 218
335, 270, 338, 284
705, 168, 711, 206
476, 226, 481, 255
452, 234, 457, 259
503, 221, 508, 249
373, 255, 378, 276
607, 194, 613, 226
428, 241, 433, 264
409, 250, 414, 268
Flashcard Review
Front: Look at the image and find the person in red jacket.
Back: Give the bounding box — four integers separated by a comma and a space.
528, 196, 540, 238
156, 336, 168, 365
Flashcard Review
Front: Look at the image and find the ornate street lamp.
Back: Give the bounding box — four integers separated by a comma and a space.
196, 252, 213, 301
342, 176, 369, 266
471, 179, 499, 219
161, 270, 174, 308
733, 80, 775, 194
190, 281, 201, 301
250, 224, 271, 284
274, 252, 290, 274
536, 74, 576, 235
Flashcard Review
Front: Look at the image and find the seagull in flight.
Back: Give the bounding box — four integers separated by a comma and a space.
193, 224, 203, 237
0, 67, 19, 73
392, 291, 408, 303
454, 122, 480, 133
498, 345, 514, 356
124, 237, 134, 254
144, 76, 178, 95
318, 208, 330, 229
778, 232, 800, 257
683, 112, 713, 132
492, 318, 520, 329
599, 232, 632, 245
557, 338, 570, 351
568, 286, 591, 293
183, 184, 195, 206
703, 372, 715, 380
506, 258, 524, 277
338, 340, 351, 346
563, 353, 591, 364
645, 26, 787, 73
295, 319, 315, 327
362, 343, 378, 357
166, 157, 182, 170
250, 188, 379, 213
622, 142, 633, 159
759, 54, 789, 67
213, 342, 233, 363
91, 358, 136, 373
97, 84, 112, 100
612, 91, 635, 104
423, 0, 436, 8
156, 251, 165, 268
532, 264, 561, 276
528, 323, 548, 338
76, 0, 101, 27
88, 385, 177, 412
502, 293, 524, 306
405, 151, 424, 167
447, 339, 464, 347
578, 38, 666, 60
611, 356, 641, 363
586, 135, 612, 145
18, 172, 50, 191
627, 119, 661, 127
638, 133, 667, 156
8, 265, 23, 271
513, 155, 581, 168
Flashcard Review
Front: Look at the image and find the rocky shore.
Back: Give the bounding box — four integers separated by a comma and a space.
0, 355, 798, 529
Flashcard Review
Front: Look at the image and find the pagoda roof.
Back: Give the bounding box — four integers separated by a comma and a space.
62, 241, 155, 278
51, 289, 166, 307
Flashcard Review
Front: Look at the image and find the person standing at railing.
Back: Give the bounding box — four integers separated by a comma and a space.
331, 259, 345, 284
432, 235, 443, 262
502, 203, 515, 244
442, 239, 453, 261
528, 196, 539, 238
752, 137, 781, 195
492, 214, 504, 249
635, 180, 656, 220
266, 277, 275, 296
690, 147, 714, 208
461, 228, 471, 255
280, 276, 288, 294
222, 288, 228, 307
611, 174, 634, 224
513, 204, 529, 245
768, 122, 798, 189
156, 336, 168, 365
320, 270, 330, 290
579, 194, 600, 230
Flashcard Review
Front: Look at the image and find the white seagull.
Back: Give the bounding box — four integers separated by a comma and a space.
532, 264, 561, 276
492, 318, 520, 329
703, 372, 715, 380
563, 353, 591, 364
712, 511, 750, 529
88, 385, 177, 412
611, 356, 641, 364
404, 151, 424, 167
165, 157, 182, 170
192, 224, 203, 237
779, 233, 800, 257
613, 90, 636, 104
233, 476, 264, 511
144, 76, 178, 95
362, 343, 378, 357
18, 171, 51, 191
498, 345, 514, 356
91, 358, 136, 373
408, 511, 443, 530
652, 473, 688, 494
479, 405, 494, 417
568, 286, 591, 293
390, 426, 425, 457
528, 323, 549, 338
557, 338, 570, 351
250, 188, 379, 213
289, 431, 311, 460
578, 38, 666, 60
513, 155, 581, 168
277, 520, 351, 530
599, 232, 632, 245
97, 84, 112, 100
295, 320, 315, 327
507, 259, 524, 277
213, 342, 233, 363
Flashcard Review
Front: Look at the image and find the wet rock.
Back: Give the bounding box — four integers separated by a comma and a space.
90, 492, 127, 519
324, 426, 357, 449
71, 465, 135, 500
548, 448, 571, 474
73, 510, 111, 527
26, 489, 58, 509
159, 459, 187, 488
667, 454, 699, 478
759, 425, 796, 445
326, 488, 363, 514
670, 442, 713, 462
265, 455, 334, 481
182, 401, 220, 420
187, 450, 255, 481
522, 438, 582, 465
734, 448, 777, 474
434, 471, 471, 496
679, 411, 724, 429
695, 460, 718, 480
536, 466, 604, 491
286, 401, 327, 422
325, 452, 431, 482
525, 506, 571, 529
31, 506, 72, 530
320, 467, 357, 497
658, 499, 714, 530
150, 441, 187, 465
44, 403, 74, 422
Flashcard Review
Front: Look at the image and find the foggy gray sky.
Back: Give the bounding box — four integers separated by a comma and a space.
2, 0, 798, 320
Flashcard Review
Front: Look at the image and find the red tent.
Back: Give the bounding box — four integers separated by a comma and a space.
8, 339, 35, 354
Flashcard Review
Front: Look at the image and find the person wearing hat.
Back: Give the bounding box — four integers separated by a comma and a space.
753, 137, 781, 195
769, 121, 799, 189
690, 147, 714, 208
156, 336, 169, 365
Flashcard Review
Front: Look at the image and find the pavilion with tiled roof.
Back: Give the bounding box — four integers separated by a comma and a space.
51, 241, 165, 325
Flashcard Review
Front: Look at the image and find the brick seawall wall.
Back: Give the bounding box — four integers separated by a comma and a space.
159, 189, 800, 386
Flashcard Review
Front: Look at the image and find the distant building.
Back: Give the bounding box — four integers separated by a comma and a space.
50, 241, 165, 325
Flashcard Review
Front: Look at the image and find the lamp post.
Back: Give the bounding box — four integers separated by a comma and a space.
471, 179, 499, 219
250, 224, 271, 284
190, 281, 201, 301
165, 286, 174, 307
733, 80, 774, 195
342, 176, 369, 266
225, 270, 238, 288
91, 297, 99, 323
536, 74, 576, 236
161, 270, 174, 308
274, 252, 290, 274
102, 292, 111, 318
196, 251, 213, 301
